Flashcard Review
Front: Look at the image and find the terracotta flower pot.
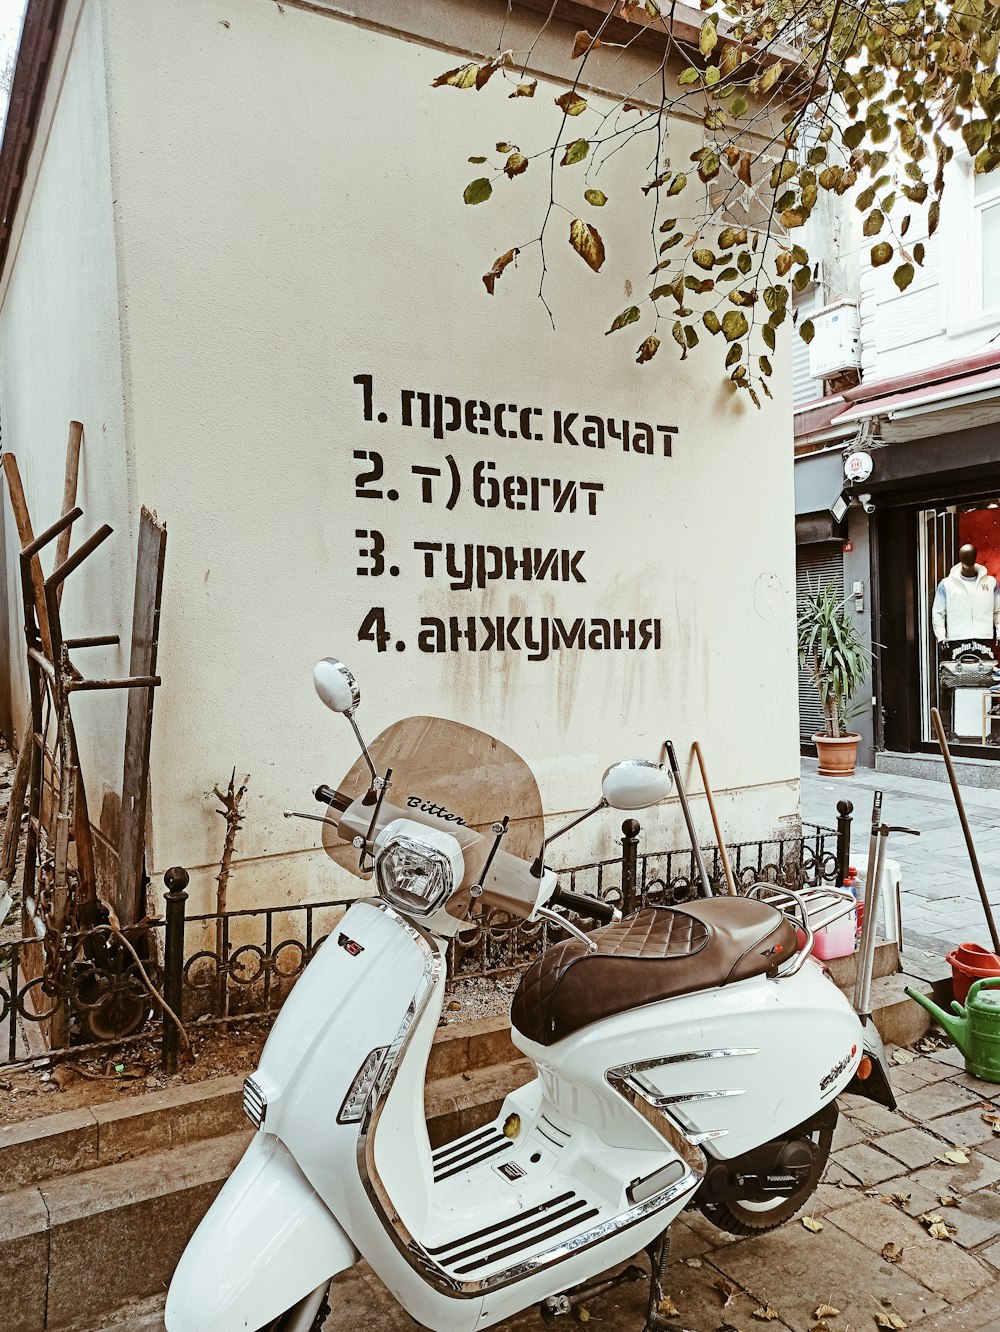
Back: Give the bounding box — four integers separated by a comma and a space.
813, 732, 860, 777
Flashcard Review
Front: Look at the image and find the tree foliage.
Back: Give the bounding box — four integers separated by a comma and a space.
433, 0, 1000, 405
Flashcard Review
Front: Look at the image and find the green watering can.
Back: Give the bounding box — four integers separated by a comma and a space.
906, 976, 1000, 1083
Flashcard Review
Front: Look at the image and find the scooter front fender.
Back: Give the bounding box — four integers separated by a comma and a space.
165, 1131, 358, 1332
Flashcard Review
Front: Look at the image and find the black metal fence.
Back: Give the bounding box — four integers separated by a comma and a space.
0, 819, 841, 1073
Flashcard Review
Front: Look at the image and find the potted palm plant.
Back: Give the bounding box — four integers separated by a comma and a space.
797, 582, 871, 776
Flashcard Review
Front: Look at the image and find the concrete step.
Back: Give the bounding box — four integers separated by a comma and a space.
426, 1013, 517, 1081
1, 1130, 251, 1332
0, 1075, 246, 1194
426, 1057, 534, 1149
0, 1016, 517, 1193
865, 973, 935, 1047
823, 938, 900, 990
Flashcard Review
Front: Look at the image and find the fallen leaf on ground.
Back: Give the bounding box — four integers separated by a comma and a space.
875, 1314, 907, 1329
714, 1277, 738, 1306
938, 1194, 960, 1206
684, 1256, 702, 1267
815, 1304, 840, 1318
881, 1242, 903, 1263
892, 1192, 911, 1205
928, 1221, 951, 1240
576, 1308, 590, 1323
936, 1148, 969, 1164
657, 1296, 679, 1317
753, 1306, 780, 1321
920, 1212, 945, 1225
892, 1049, 914, 1064
802, 1216, 824, 1232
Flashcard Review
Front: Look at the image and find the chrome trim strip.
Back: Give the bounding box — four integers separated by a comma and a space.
353, 904, 701, 1298
612, 1048, 759, 1077
242, 1075, 266, 1129
407, 1169, 699, 1295
636, 1086, 747, 1108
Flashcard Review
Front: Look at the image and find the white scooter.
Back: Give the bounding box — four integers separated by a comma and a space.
166, 660, 895, 1332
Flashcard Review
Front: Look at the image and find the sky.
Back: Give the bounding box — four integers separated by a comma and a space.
0, 0, 28, 132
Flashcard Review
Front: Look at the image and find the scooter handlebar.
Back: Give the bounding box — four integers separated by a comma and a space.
549, 887, 619, 925
314, 784, 353, 813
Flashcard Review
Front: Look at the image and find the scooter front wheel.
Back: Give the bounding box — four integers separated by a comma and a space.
258, 1284, 331, 1332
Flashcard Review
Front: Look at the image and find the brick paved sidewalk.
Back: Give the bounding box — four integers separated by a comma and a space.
801, 759, 1000, 961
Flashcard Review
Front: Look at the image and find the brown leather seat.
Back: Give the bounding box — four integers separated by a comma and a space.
511, 897, 799, 1046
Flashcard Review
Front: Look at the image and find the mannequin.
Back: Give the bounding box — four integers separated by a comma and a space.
931, 544, 1000, 644
932, 544, 1000, 740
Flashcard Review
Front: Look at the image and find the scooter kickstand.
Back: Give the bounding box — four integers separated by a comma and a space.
539, 1264, 646, 1323
643, 1230, 674, 1332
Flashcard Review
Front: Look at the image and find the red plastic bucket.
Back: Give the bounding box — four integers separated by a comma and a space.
947, 942, 1000, 1004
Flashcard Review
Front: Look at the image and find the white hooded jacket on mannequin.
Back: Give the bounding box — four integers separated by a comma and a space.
932, 562, 1000, 642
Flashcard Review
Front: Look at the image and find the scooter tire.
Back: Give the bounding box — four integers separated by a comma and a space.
260, 1292, 331, 1332
697, 1121, 834, 1237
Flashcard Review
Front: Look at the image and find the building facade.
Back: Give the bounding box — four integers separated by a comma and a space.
794, 143, 1000, 785
0, 0, 805, 917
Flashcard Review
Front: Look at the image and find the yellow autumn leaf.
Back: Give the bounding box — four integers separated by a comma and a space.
815, 1305, 840, 1318
802, 1216, 824, 1232
568, 219, 605, 272
759, 60, 783, 93
753, 1306, 780, 1321
699, 18, 718, 56
432, 63, 481, 89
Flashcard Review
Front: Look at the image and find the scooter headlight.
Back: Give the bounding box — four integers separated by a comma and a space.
374, 820, 465, 918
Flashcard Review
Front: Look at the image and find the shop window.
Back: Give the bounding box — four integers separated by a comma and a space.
918, 502, 1000, 750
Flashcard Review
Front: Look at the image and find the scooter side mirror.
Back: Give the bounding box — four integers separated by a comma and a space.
602, 760, 673, 811
314, 658, 361, 714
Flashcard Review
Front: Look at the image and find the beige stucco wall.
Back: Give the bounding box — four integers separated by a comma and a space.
3, 0, 802, 917
0, 0, 136, 845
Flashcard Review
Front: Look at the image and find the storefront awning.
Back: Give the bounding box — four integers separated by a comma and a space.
830, 367, 1000, 428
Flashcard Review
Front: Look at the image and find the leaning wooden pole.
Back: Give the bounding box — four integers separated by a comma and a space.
692, 741, 738, 896
931, 706, 1000, 953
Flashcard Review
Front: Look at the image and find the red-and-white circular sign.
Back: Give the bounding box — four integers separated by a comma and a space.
844, 452, 874, 483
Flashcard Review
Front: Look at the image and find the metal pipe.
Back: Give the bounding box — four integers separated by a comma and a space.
856, 829, 887, 1020
64, 635, 120, 648
161, 867, 189, 1075
854, 791, 883, 1014
664, 741, 712, 898
835, 799, 853, 887
21, 506, 83, 559
44, 523, 113, 591
931, 706, 1000, 953
66, 674, 161, 692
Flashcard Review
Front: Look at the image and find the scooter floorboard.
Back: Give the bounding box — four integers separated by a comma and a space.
418, 1102, 694, 1290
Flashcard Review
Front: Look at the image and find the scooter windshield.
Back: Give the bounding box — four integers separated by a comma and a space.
321, 715, 544, 883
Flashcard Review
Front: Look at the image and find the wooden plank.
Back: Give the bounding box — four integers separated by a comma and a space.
54, 421, 84, 602
115, 508, 167, 924
1, 453, 52, 660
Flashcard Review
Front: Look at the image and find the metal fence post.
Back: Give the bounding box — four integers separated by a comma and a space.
161, 866, 189, 1074
835, 800, 853, 887
621, 819, 640, 915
